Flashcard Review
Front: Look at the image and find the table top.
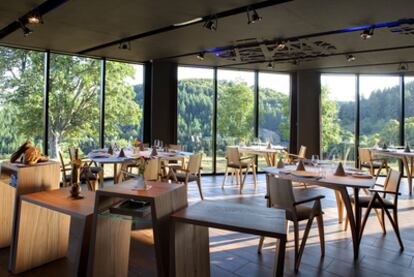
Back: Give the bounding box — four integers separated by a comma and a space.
370, 148, 414, 157
264, 165, 376, 189
238, 145, 287, 154
21, 187, 95, 218
1, 160, 60, 170
171, 200, 287, 239
96, 179, 185, 200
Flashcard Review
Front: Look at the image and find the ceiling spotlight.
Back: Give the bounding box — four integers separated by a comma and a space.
247, 8, 262, 25
360, 27, 374, 40
275, 40, 286, 50
27, 11, 43, 24
118, 41, 131, 50
18, 20, 33, 37
203, 16, 217, 31
346, 54, 356, 62
196, 52, 205, 61
399, 63, 408, 71
267, 62, 273, 69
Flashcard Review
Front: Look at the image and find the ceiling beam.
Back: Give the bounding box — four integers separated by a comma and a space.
0, 0, 70, 40
78, 0, 292, 54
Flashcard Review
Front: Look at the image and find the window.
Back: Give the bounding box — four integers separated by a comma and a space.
405, 76, 414, 146
258, 72, 290, 168
321, 74, 356, 165
105, 61, 144, 147
177, 66, 214, 173
217, 69, 255, 172
0, 47, 44, 161
48, 54, 100, 159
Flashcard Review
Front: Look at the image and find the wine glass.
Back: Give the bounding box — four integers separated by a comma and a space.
311, 155, 319, 167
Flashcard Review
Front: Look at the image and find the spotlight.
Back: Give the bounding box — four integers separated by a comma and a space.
275, 40, 286, 50
360, 27, 374, 40
203, 16, 217, 31
267, 62, 273, 69
118, 41, 131, 50
346, 54, 356, 62
399, 63, 408, 71
247, 8, 262, 25
18, 20, 33, 37
27, 11, 43, 24
196, 52, 205, 61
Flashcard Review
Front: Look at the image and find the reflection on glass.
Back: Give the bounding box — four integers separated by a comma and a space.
0, 47, 44, 161
217, 69, 255, 172
177, 66, 214, 173
48, 54, 100, 159
321, 74, 356, 166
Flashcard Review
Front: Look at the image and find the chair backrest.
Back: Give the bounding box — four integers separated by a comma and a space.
268, 176, 296, 212
298, 145, 307, 159
69, 147, 79, 161
226, 147, 241, 165
144, 159, 160, 181
58, 151, 66, 171
384, 169, 401, 194
358, 148, 372, 163
187, 153, 202, 175
167, 144, 184, 151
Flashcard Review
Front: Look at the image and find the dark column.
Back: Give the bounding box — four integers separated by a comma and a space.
99, 59, 106, 149
296, 70, 321, 158
143, 62, 152, 143
150, 61, 178, 144
289, 72, 298, 154
43, 51, 50, 155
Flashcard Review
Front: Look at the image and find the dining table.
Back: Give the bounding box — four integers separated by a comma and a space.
264, 164, 376, 260
88, 148, 193, 184
370, 147, 414, 194
238, 144, 287, 166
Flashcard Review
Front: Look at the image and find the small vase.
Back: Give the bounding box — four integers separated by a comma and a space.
70, 183, 82, 198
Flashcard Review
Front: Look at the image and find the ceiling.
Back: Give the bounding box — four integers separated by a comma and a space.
1, 0, 414, 73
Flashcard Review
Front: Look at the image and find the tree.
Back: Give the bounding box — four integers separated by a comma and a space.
321, 85, 341, 153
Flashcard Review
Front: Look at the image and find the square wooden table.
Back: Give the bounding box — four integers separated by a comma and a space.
170, 200, 287, 277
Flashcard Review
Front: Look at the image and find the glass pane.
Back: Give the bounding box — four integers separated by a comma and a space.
177, 66, 214, 173
105, 61, 144, 147
405, 76, 414, 146
48, 54, 100, 160
258, 72, 290, 169
321, 74, 356, 166
0, 47, 44, 161
217, 69, 255, 172
359, 75, 401, 170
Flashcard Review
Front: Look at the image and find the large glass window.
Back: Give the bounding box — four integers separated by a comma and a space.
0, 47, 44, 161
321, 74, 356, 165
177, 67, 214, 173
405, 76, 414, 146
258, 72, 290, 168
217, 69, 255, 172
105, 61, 144, 147
48, 54, 100, 159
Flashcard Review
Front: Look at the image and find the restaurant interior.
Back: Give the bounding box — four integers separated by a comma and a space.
1, 0, 414, 276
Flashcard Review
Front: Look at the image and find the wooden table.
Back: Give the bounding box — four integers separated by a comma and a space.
239, 145, 286, 166
370, 148, 414, 194
264, 165, 376, 260
9, 188, 95, 276
87, 180, 187, 277
170, 200, 287, 277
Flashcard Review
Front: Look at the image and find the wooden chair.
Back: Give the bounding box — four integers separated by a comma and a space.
286, 145, 307, 164
58, 151, 72, 187
166, 144, 184, 151
358, 147, 388, 178
359, 169, 404, 250
69, 147, 104, 188
119, 158, 161, 182
258, 176, 325, 272
175, 153, 204, 200
222, 147, 257, 193
60, 151, 98, 191
163, 144, 185, 176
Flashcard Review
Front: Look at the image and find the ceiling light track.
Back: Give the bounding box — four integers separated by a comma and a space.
78, 0, 292, 54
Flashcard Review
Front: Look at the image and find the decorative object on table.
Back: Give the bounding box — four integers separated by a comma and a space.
277, 158, 285, 169
10, 140, 31, 162
150, 146, 158, 157
266, 142, 272, 149
70, 159, 83, 199
139, 143, 145, 151
334, 162, 346, 176
119, 148, 126, 158
132, 139, 140, 154
382, 143, 388, 150
108, 144, 114, 155
404, 144, 411, 153
296, 160, 305, 171
10, 140, 48, 165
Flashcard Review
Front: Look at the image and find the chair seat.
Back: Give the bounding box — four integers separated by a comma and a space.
176, 172, 197, 182
228, 162, 249, 169
286, 204, 323, 221
80, 172, 97, 181
360, 162, 383, 169
350, 195, 394, 209
89, 166, 103, 174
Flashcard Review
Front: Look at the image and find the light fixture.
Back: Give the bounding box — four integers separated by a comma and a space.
275, 40, 286, 50
399, 63, 408, 71
196, 52, 205, 61
360, 27, 374, 40
346, 54, 356, 62
173, 17, 203, 27
267, 62, 273, 69
247, 8, 262, 25
27, 11, 43, 24
118, 41, 131, 50
18, 20, 33, 37
203, 16, 217, 31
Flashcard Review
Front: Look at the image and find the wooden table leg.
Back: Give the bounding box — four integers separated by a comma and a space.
339, 187, 360, 260
113, 163, 119, 184
334, 191, 343, 223
273, 238, 286, 277
403, 157, 413, 194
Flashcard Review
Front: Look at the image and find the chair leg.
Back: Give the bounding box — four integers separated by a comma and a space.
359, 195, 377, 240
252, 163, 257, 190
392, 209, 404, 250
99, 171, 104, 189
222, 165, 229, 188
257, 236, 265, 253
293, 221, 299, 271
235, 169, 239, 186
196, 177, 204, 200
296, 217, 314, 272
230, 170, 234, 184
380, 208, 386, 234
316, 214, 325, 257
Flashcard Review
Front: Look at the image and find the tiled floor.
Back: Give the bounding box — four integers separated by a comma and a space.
1, 174, 414, 276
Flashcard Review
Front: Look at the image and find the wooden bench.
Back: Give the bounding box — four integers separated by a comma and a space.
170, 200, 287, 277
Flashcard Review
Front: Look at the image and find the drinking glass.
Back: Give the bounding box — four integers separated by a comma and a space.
311, 155, 319, 167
